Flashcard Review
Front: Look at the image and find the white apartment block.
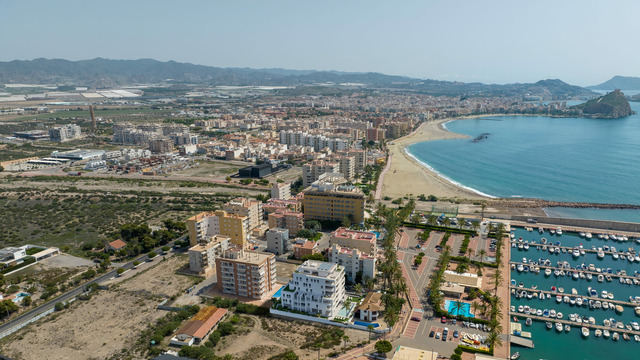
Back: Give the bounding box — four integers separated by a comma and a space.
49, 124, 81, 142
328, 244, 376, 284
188, 235, 231, 276
266, 228, 289, 255
280, 260, 346, 318
271, 182, 292, 200
302, 160, 340, 188
279, 131, 349, 152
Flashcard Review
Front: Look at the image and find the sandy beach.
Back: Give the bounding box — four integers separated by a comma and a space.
382, 117, 487, 200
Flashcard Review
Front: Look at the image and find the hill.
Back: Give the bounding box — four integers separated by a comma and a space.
571, 89, 634, 118
0, 58, 596, 98
589, 76, 640, 90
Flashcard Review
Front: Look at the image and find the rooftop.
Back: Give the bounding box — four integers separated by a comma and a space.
107, 239, 127, 250
357, 292, 383, 312
331, 228, 377, 243
443, 270, 483, 288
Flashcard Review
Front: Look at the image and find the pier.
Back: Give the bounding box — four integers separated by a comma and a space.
510, 312, 640, 337
509, 286, 639, 307
509, 261, 640, 281
510, 240, 637, 256
509, 335, 534, 348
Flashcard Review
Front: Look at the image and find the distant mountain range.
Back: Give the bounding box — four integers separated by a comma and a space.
589, 76, 640, 90
0, 58, 596, 98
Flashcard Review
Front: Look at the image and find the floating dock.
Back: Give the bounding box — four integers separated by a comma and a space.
510, 286, 639, 308
511, 312, 640, 337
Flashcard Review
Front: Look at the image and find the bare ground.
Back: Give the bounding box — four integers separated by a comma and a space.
1, 256, 194, 360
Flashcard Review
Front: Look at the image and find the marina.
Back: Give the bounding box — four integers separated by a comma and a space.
509, 225, 640, 359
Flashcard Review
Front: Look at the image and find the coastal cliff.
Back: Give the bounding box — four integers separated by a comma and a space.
571, 89, 634, 119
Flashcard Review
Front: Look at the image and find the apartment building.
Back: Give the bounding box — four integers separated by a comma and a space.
149, 137, 174, 154
188, 235, 231, 276
265, 228, 289, 255
215, 248, 277, 300
223, 197, 263, 231
329, 228, 377, 255
170, 133, 199, 146
187, 211, 249, 248
280, 260, 345, 318
302, 174, 365, 224
293, 238, 319, 260
268, 209, 304, 238
366, 127, 386, 142
49, 124, 81, 142
328, 244, 376, 283
262, 198, 302, 218
302, 160, 340, 188
337, 155, 355, 181
346, 149, 367, 175
271, 182, 291, 200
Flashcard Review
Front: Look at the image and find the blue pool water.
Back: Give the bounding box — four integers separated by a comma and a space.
11, 292, 30, 303
354, 320, 379, 327
272, 286, 284, 299
445, 299, 474, 318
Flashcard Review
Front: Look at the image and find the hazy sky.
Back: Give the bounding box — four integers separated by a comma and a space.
1, 0, 638, 86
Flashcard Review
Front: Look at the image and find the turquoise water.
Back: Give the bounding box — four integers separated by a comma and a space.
407, 101, 640, 205
510, 226, 640, 360
272, 286, 284, 299
445, 299, 474, 318
544, 207, 640, 225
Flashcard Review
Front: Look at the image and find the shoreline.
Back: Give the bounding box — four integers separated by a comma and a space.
382, 115, 497, 200
382, 114, 640, 210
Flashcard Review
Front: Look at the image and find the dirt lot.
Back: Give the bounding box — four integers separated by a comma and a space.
215, 315, 370, 360
1, 255, 195, 360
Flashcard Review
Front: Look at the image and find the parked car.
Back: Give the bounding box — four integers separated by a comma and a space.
411, 316, 421, 322
441, 316, 447, 324
453, 330, 459, 338
429, 330, 435, 338
452, 319, 456, 325
435, 332, 441, 339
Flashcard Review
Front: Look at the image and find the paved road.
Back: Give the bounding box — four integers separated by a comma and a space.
0, 236, 185, 338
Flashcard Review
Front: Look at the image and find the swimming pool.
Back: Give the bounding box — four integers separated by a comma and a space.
354, 321, 379, 328
11, 292, 30, 304
445, 299, 474, 318
272, 286, 284, 299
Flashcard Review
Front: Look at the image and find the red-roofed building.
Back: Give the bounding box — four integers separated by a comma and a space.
329, 228, 377, 255
106, 239, 127, 252
293, 238, 319, 260
170, 306, 228, 346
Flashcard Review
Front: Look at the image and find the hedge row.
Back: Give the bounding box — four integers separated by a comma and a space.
404, 222, 477, 236
449, 256, 498, 268
1, 256, 36, 274
456, 345, 492, 355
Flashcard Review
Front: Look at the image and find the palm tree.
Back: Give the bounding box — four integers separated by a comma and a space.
427, 215, 437, 226
471, 302, 481, 316
478, 249, 487, 263
486, 331, 503, 349
453, 300, 464, 317
467, 248, 475, 260
343, 335, 350, 350
471, 220, 480, 233
367, 324, 375, 341
354, 283, 363, 295
365, 277, 375, 291
476, 263, 484, 276
444, 217, 451, 228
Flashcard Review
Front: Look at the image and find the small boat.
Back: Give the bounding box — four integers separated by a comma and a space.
545, 268, 552, 276
518, 305, 524, 313
597, 251, 605, 259
557, 312, 563, 319
603, 329, 611, 338
511, 305, 516, 312
511, 279, 516, 286
616, 305, 624, 314
631, 321, 639, 331
513, 316, 519, 322
555, 323, 563, 331
586, 273, 592, 281
526, 318, 532, 326
604, 319, 611, 327
582, 327, 589, 337
546, 322, 553, 329
559, 287, 564, 293
543, 309, 550, 317
557, 228, 563, 236
613, 332, 620, 341
586, 232, 592, 239
598, 274, 604, 282
624, 333, 630, 341
517, 264, 524, 272
595, 329, 602, 337
550, 309, 557, 318
576, 298, 583, 306
536, 309, 542, 316
510, 352, 520, 360
539, 227, 544, 234
579, 232, 586, 238
608, 292, 614, 300
524, 243, 530, 251
603, 302, 609, 310
635, 335, 640, 342
565, 324, 571, 332
556, 295, 563, 303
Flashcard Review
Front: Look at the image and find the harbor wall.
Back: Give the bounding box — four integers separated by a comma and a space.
511, 216, 640, 233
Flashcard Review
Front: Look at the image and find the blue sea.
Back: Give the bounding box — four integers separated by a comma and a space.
510, 226, 640, 360
406, 101, 640, 221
